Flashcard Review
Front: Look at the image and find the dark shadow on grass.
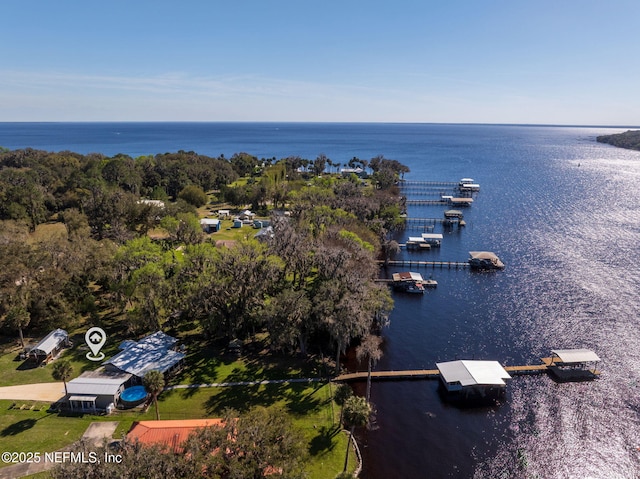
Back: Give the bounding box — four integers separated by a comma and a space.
308, 425, 342, 456
0, 418, 37, 436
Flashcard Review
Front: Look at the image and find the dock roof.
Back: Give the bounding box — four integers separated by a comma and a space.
436, 360, 511, 386
551, 349, 600, 364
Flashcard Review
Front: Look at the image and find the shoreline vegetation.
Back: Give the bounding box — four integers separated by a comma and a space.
0, 147, 409, 478
596, 129, 640, 151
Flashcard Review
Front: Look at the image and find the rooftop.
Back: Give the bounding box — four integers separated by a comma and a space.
128, 419, 224, 452
31, 328, 68, 355
436, 360, 511, 387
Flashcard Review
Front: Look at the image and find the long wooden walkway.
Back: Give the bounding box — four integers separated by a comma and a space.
335, 362, 553, 382
399, 180, 458, 187
403, 217, 461, 225
381, 260, 470, 269
405, 199, 449, 205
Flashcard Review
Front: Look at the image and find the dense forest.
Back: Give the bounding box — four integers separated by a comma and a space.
596, 130, 640, 151
0, 147, 408, 369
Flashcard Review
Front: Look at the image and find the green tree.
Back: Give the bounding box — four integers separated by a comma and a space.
143, 370, 165, 420
221, 406, 308, 479
177, 185, 208, 207
342, 395, 370, 473
52, 359, 73, 396
5, 306, 31, 350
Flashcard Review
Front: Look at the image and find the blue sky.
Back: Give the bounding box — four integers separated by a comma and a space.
1, 0, 639, 124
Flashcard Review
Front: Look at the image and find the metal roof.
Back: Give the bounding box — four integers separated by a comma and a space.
104, 331, 184, 377
67, 377, 127, 396
31, 329, 68, 355
436, 360, 511, 387
551, 349, 600, 364
421, 233, 444, 239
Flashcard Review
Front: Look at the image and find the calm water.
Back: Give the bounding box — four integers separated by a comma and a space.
1, 123, 639, 478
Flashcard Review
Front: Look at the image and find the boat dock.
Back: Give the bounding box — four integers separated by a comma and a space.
334, 360, 594, 382
399, 180, 459, 187
381, 260, 470, 269
403, 217, 463, 226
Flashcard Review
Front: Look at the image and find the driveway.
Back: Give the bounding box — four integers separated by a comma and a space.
0, 382, 65, 402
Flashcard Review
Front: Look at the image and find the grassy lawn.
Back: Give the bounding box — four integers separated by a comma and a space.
0, 334, 356, 478
2, 383, 357, 479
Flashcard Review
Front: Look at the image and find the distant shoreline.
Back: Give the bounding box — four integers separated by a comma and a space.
596, 129, 640, 151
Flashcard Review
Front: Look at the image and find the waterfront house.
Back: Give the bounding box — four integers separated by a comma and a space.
104, 331, 185, 380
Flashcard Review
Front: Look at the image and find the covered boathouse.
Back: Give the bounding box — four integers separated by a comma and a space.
546, 348, 601, 381
436, 360, 512, 401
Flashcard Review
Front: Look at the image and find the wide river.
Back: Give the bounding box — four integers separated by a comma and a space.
1, 122, 639, 478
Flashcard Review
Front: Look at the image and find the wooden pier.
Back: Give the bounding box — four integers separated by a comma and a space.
403, 217, 461, 226
335, 362, 561, 383
399, 180, 458, 187
381, 260, 470, 269
405, 199, 449, 205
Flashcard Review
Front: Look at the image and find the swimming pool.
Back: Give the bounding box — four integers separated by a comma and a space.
120, 385, 148, 405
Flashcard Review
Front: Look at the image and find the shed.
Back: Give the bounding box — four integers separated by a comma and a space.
217, 209, 231, 218
29, 328, 69, 363
200, 218, 221, 233
437, 360, 511, 398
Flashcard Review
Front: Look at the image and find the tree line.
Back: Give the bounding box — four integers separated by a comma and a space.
0, 147, 408, 371
596, 130, 640, 151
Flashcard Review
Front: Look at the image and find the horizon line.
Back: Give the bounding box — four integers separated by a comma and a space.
0, 121, 638, 129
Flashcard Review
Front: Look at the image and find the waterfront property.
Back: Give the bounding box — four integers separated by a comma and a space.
28, 328, 70, 364
436, 360, 511, 400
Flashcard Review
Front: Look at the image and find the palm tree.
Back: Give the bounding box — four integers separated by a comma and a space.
356, 334, 383, 403
342, 395, 370, 472
142, 370, 165, 420
334, 383, 354, 426
51, 359, 73, 396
